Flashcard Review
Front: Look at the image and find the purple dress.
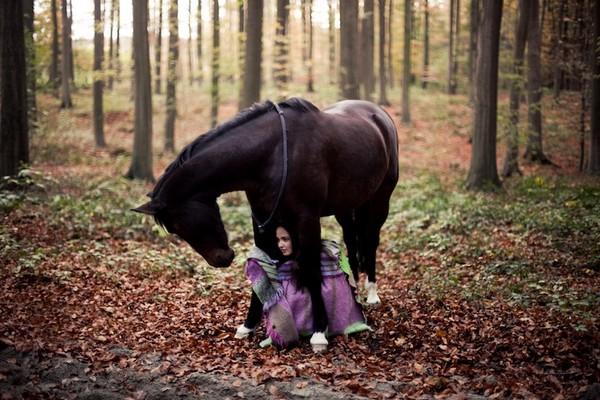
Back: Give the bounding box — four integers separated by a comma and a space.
244, 241, 370, 347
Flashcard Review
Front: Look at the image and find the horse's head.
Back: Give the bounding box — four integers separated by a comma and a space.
133, 197, 234, 268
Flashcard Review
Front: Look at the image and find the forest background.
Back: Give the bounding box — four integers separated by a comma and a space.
1, 0, 599, 399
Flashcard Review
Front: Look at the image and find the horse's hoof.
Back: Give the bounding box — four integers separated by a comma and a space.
365, 281, 381, 305
310, 332, 328, 353
234, 324, 254, 339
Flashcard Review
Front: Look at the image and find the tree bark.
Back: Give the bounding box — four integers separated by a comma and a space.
50, 0, 60, 93
340, 0, 359, 99
60, 0, 72, 108
468, 0, 479, 103
501, 0, 528, 177
0, 0, 29, 177
387, 0, 394, 88
306, 0, 314, 92
422, 0, 429, 89
127, 0, 154, 182
107, 0, 115, 90
93, 0, 106, 147
378, 0, 389, 104
401, 0, 411, 123
588, 0, 600, 174
552, 0, 565, 98
237, 0, 244, 99
164, 0, 178, 152
115, 0, 121, 81
240, 0, 263, 109
466, 0, 503, 190
448, 0, 458, 94
198, 0, 204, 85
361, 0, 374, 100
23, 0, 37, 132
524, 0, 549, 164
210, 0, 220, 128
154, 0, 163, 94
274, 0, 289, 97
328, 0, 336, 84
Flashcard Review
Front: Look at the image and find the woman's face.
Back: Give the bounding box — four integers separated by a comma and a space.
276, 227, 293, 257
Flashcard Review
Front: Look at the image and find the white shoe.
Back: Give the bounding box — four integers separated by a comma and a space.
310, 332, 328, 353
365, 281, 381, 305
234, 324, 254, 339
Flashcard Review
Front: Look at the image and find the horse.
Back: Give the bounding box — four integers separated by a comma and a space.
133, 98, 399, 352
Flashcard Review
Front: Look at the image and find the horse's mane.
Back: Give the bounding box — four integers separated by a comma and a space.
149, 97, 319, 198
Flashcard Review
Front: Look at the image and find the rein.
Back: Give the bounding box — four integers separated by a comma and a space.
252, 101, 289, 233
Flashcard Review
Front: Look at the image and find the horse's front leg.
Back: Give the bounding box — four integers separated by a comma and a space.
296, 216, 328, 352
235, 290, 262, 339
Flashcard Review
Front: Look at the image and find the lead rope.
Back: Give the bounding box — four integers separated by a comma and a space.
252, 101, 288, 233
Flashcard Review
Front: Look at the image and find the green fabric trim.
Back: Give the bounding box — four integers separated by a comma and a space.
343, 321, 372, 335
339, 251, 351, 277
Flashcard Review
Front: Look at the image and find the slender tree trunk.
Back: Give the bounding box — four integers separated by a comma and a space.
387, 0, 394, 88
50, 0, 60, 93
23, 0, 37, 132
340, 0, 359, 99
468, 0, 479, 103
155, 0, 163, 94
328, 0, 336, 84
466, 0, 503, 190
588, 0, 600, 174
306, 0, 314, 92
164, 0, 178, 152
361, 0, 374, 100
93, 0, 105, 147
422, 0, 429, 89
188, 0, 193, 85
524, 0, 549, 164
240, 0, 263, 109
502, 0, 529, 177
0, 0, 29, 177
210, 0, 219, 127
198, 0, 204, 85
127, 0, 154, 182
67, 0, 74, 84
553, 0, 565, 98
107, 0, 115, 90
115, 0, 121, 82
448, 0, 458, 94
401, 0, 411, 123
274, 0, 289, 97
301, 0, 308, 83
237, 0, 244, 99
377, 0, 389, 105
60, 0, 72, 108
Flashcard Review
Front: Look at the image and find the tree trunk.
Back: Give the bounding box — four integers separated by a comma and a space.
107, 0, 115, 90
387, 0, 394, 88
361, 0, 375, 100
0, 0, 29, 177
115, 0, 121, 81
553, 0, 565, 98
466, 0, 503, 190
306, 0, 314, 92
240, 0, 263, 109
127, 0, 154, 182
164, 0, 178, 152
188, 0, 193, 85
448, 0, 458, 94
93, 0, 105, 147
23, 0, 37, 132
210, 0, 220, 128
328, 0, 336, 84
524, 0, 549, 164
274, 0, 289, 97
60, 0, 72, 108
501, 0, 528, 177
401, 0, 411, 123
340, 0, 359, 99
198, 0, 204, 85
377, 0, 389, 104
154, 0, 163, 94
67, 0, 74, 83
468, 0, 479, 103
50, 0, 60, 93
422, 0, 429, 89
237, 0, 244, 99
588, 0, 600, 174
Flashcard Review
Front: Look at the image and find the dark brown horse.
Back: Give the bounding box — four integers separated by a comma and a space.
133, 98, 398, 351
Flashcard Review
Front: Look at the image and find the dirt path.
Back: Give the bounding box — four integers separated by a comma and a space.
0, 344, 368, 400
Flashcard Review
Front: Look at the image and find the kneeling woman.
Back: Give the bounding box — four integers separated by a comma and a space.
235, 226, 370, 352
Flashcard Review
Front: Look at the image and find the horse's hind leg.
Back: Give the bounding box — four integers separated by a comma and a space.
356, 188, 393, 304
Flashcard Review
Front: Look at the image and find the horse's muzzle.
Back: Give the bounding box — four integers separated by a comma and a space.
208, 248, 235, 268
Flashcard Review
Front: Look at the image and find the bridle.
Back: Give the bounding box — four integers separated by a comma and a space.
251, 101, 289, 233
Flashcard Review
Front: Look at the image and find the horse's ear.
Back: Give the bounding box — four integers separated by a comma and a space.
132, 201, 161, 215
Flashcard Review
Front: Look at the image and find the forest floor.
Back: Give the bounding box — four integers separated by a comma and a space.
1, 84, 599, 399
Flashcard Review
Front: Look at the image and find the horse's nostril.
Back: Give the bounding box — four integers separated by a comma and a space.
213, 248, 234, 268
